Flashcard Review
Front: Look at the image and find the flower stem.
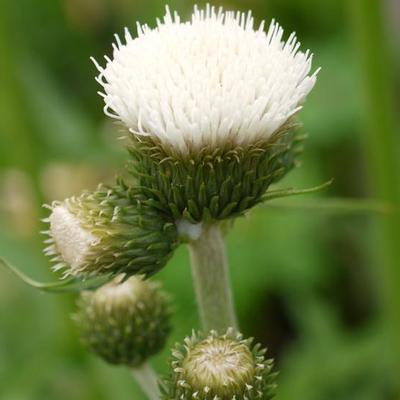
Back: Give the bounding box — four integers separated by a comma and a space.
350, 0, 400, 386
131, 362, 160, 400
188, 224, 238, 332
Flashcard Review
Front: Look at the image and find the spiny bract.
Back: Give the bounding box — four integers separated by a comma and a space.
128, 120, 302, 223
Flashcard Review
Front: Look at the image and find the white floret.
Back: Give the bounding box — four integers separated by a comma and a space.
94, 4, 319, 154
48, 203, 100, 273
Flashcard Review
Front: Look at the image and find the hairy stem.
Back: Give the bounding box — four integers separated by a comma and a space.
188, 224, 238, 332
131, 362, 160, 400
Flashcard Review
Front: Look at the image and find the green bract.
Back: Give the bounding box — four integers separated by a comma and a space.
45, 181, 178, 278
128, 121, 302, 223
161, 328, 277, 400
74, 275, 171, 367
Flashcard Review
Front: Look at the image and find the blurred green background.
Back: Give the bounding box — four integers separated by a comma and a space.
0, 0, 399, 399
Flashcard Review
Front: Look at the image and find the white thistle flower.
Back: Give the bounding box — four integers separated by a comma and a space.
94, 4, 319, 155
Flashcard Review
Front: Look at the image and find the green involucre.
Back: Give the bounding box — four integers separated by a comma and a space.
161, 328, 277, 400
74, 275, 171, 367
45, 182, 178, 278
128, 121, 302, 223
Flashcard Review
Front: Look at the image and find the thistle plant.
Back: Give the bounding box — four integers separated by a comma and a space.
90, 4, 319, 334
0, 4, 324, 399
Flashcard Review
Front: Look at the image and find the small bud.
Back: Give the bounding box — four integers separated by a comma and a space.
162, 328, 277, 400
74, 275, 171, 367
44, 183, 178, 277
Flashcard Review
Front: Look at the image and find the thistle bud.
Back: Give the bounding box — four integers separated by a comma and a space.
162, 328, 277, 400
43, 182, 178, 278
74, 275, 171, 367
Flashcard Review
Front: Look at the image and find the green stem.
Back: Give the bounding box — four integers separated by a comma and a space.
131, 362, 160, 400
350, 0, 400, 388
188, 224, 238, 332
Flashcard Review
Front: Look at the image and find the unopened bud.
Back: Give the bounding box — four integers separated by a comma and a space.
74, 275, 171, 367
44, 182, 178, 278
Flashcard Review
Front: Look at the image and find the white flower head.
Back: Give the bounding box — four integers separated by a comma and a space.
93, 4, 319, 155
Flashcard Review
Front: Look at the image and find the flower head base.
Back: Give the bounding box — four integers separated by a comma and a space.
94, 5, 318, 156
74, 275, 171, 366
128, 121, 301, 223
161, 328, 277, 400
44, 182, 178, 277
